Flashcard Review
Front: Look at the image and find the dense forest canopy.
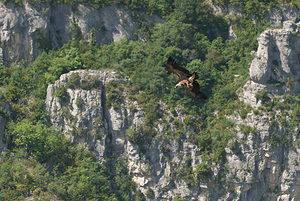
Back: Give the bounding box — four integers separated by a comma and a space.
0, 0, 299, 200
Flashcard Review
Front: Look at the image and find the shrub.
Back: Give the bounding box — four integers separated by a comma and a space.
229, 140, 237, 151
195, 161, 212, 180
126, 127, 146, 145
255, 90, 270, 106
36, 28, 52, 52
173, 195, 187, 201
286, 77, 295, 87
105, 81, 124, 109
146, 187, 155, 199
55, 85, 68, 102
135, 190, 146, 201
240, 109, 248, 119
67, 72, 80, 89
75, 96, 84, 108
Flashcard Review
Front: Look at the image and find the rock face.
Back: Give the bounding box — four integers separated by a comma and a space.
0, 2, 47, 66
45, 70, 132, 162
240, 21, 300, 106
45, 24, 300, 199
46, 66, 299, 201
267, 6, 299, 27
250, 21, 300, 93
236, 21, 300, 201
0, 2, 161, 66
208, 0, 299, 27
208, 1, 299, 41
224, 111, 300, 201
239, 21, 300, 107
46, 24, 300, 201
40, 11, 299, 201
45, 70, 215, 200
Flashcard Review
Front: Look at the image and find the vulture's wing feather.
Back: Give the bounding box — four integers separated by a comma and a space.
185, 81, 207, 99
167, 57, 191, 80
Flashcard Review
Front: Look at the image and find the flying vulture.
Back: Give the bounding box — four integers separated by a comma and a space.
167, 57, 207, 99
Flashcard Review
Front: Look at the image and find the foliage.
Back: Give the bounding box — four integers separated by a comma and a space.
66, 72, 81, 89
36, 28, 52, 52
113, 157, 136, 201
173, 195, 188, 201
11, 120, 65, 163
55, 85, 68, 102
135, 189, 146, 201
195, 161, 212, 180
2, 122, 120, 200
75, 96, 84, 108
0, 0, 298, 199
255, 89, 272, 108
0, 149, 53, 200
146, 187, 155, 199
48, 154, 115, 201
105, 81, 124, 109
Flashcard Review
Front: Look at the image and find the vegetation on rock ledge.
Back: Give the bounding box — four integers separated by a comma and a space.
0, 0, 299, 200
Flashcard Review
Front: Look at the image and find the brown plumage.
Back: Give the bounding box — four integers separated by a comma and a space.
167, 57, 207, 99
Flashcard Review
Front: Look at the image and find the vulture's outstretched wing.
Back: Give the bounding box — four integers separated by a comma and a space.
185, 81, 207, 99
167, 57, 207, 100
167, 57, 191, 81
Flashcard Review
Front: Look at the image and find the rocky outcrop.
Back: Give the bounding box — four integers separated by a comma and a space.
0, 2, 161, 66
224, 110, 300, 201
46, 68, 299, 200
207, 0, 299, 41
267, 6, 299, 27
246, 20, 299, 120
250, 21, 300, 93
0, 2, 47, 66
44, 19, 300, 201
45, 70, 132, 162
240, 21, 300, 107
208, 0, 299, 27
45, 70, 215, 200
235, 21, 300, 201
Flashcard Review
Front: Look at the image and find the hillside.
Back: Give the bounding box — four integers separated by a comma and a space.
0, 0, 299, 200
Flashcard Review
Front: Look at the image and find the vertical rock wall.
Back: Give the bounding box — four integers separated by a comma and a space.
0, 2, 161, 66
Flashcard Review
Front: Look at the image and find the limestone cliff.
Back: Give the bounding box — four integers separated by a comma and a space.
208, 0, 299, 40
45, 22, 300, 200
1, 0, 299, 199
242, 21, 300, 107
208, 0, 299, 27
236, 21, 300, 201
46, 70, 207, 200
46, 70, 131, 163
0, 2, 160, 66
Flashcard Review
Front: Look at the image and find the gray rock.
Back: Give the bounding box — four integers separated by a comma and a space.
46, 70, 131, 163
42, 8, 300, 201
45, 58, 300, 201
0, 2, 48, 65
267, 7, 299, 27
236, 21, 300, 201
45, 70, 211, 200
250, 21, 300, 93
225, 106, 300, 201
0, 2, 161, 66
208, 1, 299, 41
